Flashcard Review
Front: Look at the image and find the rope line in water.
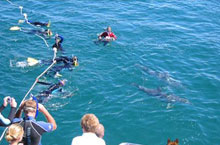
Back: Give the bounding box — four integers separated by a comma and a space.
0, 0, 57, 142
35, 34, 49, 48
7, 0, 49, 48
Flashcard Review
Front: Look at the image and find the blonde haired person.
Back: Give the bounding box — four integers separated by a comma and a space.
5, 123, 24, 145
71, 114, 106, 145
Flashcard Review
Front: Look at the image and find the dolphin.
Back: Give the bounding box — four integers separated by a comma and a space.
136, 64, 182, 87
133, 83, 190, 104
132, 83, 161, 96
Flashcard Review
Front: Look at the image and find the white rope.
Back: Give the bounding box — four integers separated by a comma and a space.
35, 34, 49, 48
6, 0, 23, 16
7, 0, 50, 48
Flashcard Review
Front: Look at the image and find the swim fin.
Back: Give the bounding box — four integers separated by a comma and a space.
27, 57, 39, 66
10, 26, 21, 31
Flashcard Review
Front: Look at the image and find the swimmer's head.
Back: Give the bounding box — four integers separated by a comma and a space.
72, 56, 78, 66
59, 79, 67, 86
107, 26, 111, 32
55, 36, 62, 43
46, 29, 53, 36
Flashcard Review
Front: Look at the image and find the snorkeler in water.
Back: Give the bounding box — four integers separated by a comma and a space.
47, 56, 78, 77
26, 55, 78, 67
27, 20, 51, 27
52, 34, 64, 51
22, 13, 51, 27
10, 26, 53, 38
98, 26, 117, 41
10, 13, 53, 38
30, 28, 53, 37
36, 80, 66, 103
95, 26, 117, 46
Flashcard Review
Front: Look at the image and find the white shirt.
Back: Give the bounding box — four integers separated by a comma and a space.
71, 132, 106, 145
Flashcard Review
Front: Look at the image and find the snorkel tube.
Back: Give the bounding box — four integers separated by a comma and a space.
30, 94, 39, 118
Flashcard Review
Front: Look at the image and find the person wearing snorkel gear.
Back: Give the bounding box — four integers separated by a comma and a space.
46, 56, 78, 77
43, 29, 53, 37
18, 28, 53, 38
23, 13, 51, 27
36, 80, 67, 103
27, 20, 51, 27
98, 26, 117, 42
0, 97, 17, 127
13, 99, 57, 145
52, 34, 64, 51
55, 56, 78, 66
27, 55, 79, 68
22, 13, 53, 38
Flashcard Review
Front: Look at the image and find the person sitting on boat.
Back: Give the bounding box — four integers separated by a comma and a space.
71, 114, 106, 145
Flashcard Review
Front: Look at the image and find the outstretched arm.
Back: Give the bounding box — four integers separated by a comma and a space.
7, 98, 17, 121
39, 103, 57, 130
37, 81, 52, 86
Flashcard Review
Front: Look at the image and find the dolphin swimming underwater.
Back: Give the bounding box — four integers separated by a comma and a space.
132, 83, 190, 104
132, 83, 162, 96
136, 64, 182, 87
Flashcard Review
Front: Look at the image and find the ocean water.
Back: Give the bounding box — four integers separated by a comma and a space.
0, 0, 220, 145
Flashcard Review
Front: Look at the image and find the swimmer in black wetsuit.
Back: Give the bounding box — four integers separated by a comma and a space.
27, 20, 51, 27
47, 56, 78, 77
52, 34, 64, 51
36, 80, 66, 103
26, 55, 78, 69
20, 28, 53, 38
23, 13, 51, 27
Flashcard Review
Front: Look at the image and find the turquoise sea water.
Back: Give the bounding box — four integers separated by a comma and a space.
0, 0, 220, 145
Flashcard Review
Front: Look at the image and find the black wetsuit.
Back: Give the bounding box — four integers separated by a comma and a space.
0, 105, 16, 127
36, 81, 64, 103
55, 56, 74, 65
44, 56, 76, 76
28, 21, 48, 27
52, 36, 64, 51
13, 116, 53, 145
40, 56, 73, 65
21, 28, 50, 38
